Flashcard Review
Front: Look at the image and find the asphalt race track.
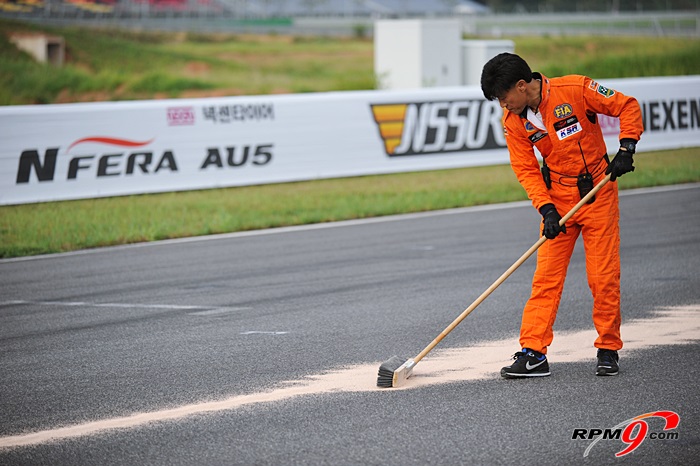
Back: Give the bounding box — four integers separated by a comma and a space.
1, 183, 699, 465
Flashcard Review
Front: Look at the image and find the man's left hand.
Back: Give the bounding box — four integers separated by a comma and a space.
606, 150, 635, 182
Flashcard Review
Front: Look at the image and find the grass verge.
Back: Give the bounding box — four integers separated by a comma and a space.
1, 148, 698, 258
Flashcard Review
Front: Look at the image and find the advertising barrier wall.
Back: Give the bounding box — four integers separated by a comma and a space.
1, 76, 698, 205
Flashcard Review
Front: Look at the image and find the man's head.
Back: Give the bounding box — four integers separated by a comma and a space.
481, 53, 535, 115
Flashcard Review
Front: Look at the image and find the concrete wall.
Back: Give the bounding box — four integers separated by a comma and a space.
9, 33, 65, 66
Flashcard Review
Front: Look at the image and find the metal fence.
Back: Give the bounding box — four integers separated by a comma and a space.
462, 12, 700, 37
1, 2, 698, 37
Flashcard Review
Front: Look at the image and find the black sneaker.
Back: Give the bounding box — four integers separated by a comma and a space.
501, 348, 550, 379
596, 349, 619, 376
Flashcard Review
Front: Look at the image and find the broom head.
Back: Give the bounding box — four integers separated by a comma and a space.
377, 356, 415, 388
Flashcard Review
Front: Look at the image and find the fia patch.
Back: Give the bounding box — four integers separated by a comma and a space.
524, 121, 536, 132
597, 85, 616, 98
553, 103, 573, 119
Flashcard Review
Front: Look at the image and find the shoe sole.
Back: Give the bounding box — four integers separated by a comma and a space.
501, 371, 551, 379
596, 362, 619, 376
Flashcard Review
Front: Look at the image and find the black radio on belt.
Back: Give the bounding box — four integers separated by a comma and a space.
577, 173, 595, 204
541, 162, 552, 189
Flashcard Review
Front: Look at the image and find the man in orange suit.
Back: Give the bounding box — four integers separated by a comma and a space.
480, 53, 643, 378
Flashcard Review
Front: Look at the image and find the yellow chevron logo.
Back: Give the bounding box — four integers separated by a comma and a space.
370, 104, 407, 155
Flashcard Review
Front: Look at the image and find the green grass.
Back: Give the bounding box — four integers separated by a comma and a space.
1, 18, 700, 104
0, 18, 376, 104
513, 36, 700, 78
1, 148, 698, 258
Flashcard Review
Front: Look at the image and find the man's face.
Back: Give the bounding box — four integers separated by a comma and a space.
497, 79, 528, 115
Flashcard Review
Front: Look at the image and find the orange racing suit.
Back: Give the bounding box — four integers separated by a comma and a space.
503, 73, 643, 354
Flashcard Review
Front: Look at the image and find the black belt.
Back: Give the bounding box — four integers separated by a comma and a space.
545, 155, 609, 188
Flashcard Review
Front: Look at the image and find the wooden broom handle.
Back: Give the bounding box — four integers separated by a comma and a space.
414, 174, 611, 363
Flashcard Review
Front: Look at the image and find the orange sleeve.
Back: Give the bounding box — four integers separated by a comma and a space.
583, 77, 644, 142
504, 114, 553, 211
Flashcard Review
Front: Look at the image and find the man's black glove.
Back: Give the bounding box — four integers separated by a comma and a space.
540, 203, 566, 240
606, 139, 636, 181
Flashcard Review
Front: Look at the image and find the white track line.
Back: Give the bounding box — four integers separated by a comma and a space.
0, 305, 698, 449
0, 300, 238, 313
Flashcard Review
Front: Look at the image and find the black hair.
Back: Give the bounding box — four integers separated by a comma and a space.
480, 53, 533, 101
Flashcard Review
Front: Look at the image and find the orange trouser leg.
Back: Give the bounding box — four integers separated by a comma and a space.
580, 181, 622, 351
519, 222, 580, 354
519, 180, 623, 354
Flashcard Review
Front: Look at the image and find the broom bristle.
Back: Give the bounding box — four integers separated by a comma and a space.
377, 356, 407, 388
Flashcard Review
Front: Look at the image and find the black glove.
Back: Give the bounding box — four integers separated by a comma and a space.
540, 203, 566, 240
606, 140, 636, 181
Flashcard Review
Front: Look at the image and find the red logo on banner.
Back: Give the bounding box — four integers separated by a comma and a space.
167, 107, 195, 126
67, 137, 154, 152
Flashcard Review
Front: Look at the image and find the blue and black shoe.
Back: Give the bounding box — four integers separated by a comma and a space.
596, 349, 619, 376
501, 348, 551, 379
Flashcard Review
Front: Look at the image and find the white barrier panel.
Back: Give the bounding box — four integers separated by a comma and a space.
597, 76, 700, 153
1, 76, 698, 205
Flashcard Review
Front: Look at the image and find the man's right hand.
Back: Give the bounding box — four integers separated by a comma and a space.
540, 203, 566, 239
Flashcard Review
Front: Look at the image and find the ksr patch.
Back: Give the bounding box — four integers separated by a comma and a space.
554, 116, 581, 140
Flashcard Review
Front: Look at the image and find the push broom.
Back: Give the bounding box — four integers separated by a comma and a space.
377, 174, 612, 388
